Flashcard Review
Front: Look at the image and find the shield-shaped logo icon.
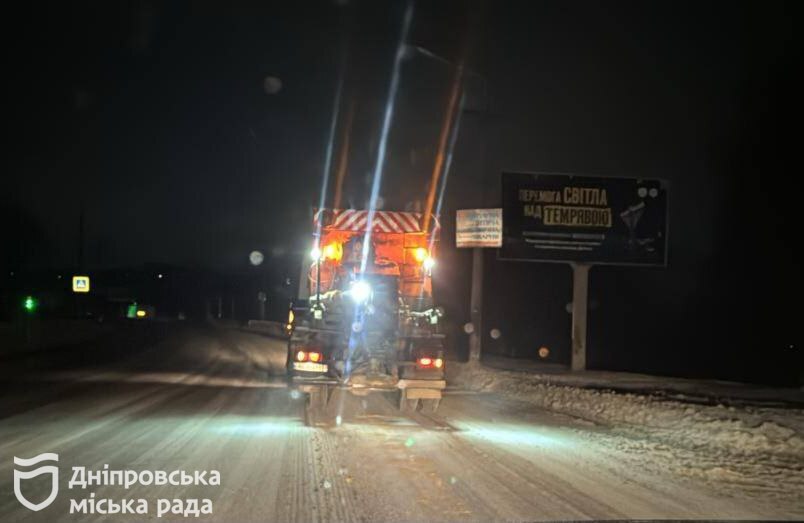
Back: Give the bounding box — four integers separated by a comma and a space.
13, 453, 59, 511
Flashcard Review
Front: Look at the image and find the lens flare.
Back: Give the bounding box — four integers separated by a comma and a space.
322, 242, 342, 261
413, 247, 428, 263
423, 256, 436, 271
350, 281, 371, 304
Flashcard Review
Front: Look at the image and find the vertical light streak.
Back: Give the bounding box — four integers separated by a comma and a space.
337, 2, 414, 407
422, 93, 465, 301
332, 98, 356, 210
314, 50, 347, 246
433, 92, 466, 237
422, 63, 464, 234
359, 1, 414, 274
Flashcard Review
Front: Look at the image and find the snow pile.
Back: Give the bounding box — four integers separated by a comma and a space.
450, 362, 804, 502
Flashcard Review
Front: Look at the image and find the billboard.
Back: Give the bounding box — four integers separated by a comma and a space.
456, 209, 503, 248
501, 172, 668, 266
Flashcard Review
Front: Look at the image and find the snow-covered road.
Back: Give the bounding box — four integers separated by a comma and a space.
0, 326, 800, 521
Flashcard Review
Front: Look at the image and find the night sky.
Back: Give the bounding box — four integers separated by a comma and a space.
4, 1, 800, 383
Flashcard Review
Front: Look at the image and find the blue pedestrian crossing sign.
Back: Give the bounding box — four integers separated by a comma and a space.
72, 275, 90, 293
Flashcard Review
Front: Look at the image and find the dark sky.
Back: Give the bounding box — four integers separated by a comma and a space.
4, 0, 476, 269
5, 0, 797, 270
8, 1, 345, 269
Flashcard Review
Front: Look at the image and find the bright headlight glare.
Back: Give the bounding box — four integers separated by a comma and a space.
423, 256, 436, 271
350, 280, 372, 304
322, 242, 342, 261
413, 247, 428, 263
310, 246, 322, 261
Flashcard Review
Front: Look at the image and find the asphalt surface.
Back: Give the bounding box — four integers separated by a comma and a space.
0, 324, 792, 521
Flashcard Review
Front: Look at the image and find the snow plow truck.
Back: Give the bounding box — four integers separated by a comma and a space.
287, 208, 446, 424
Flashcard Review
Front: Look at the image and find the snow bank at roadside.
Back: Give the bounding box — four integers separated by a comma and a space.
450, 361, 804, 501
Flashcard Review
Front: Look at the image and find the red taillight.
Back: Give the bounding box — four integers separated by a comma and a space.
295, 350, 323, 363
417, 356, 444, 369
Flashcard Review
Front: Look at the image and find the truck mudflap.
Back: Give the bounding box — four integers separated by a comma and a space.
297, 377, 446, 425
396, 379, 446, 391
397, 379, 446, 412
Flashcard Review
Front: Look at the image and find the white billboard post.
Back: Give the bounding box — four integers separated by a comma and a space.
456, 209, 502, 363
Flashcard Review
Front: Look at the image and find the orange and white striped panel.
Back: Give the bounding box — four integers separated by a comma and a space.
315, 209, 424, 233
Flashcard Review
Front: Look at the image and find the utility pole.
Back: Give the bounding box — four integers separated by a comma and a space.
468, 248, 484, 362
78, 206, 85, 270
570, 263, 591, 371
75, 205, 86, 318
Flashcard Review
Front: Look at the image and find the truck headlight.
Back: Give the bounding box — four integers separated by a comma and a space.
349, 280, 372, 304
423, 256, 436, 271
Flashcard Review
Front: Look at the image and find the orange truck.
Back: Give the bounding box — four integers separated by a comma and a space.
287, 208, 446, 424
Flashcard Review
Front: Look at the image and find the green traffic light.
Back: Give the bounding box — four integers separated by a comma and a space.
24, 295, 37, 312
